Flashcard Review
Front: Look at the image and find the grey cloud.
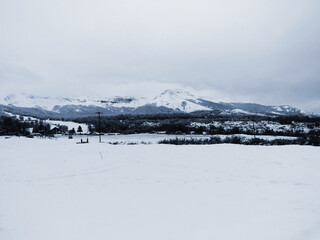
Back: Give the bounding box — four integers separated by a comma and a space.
0, 0, 320, 112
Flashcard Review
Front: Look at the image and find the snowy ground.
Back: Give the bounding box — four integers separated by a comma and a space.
94, 133, 296, 144
49, 133, 297, 145
1, 137, 320, 240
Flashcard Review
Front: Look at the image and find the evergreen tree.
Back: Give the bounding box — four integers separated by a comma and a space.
77, 126, 83, 134
69, 128, 76, 135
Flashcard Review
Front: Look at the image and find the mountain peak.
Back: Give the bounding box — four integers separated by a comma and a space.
152, 89, 211, 113
157, 89, 195, 98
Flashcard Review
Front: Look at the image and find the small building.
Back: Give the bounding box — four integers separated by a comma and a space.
50, 127, 62, 135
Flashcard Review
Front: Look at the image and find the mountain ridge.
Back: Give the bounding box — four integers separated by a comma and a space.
0, 89, 309, 119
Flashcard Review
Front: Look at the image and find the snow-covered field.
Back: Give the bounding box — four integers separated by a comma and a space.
1, 137, 320, 240
52, 133, 297, 145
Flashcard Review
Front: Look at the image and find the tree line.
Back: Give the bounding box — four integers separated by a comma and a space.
75, 113, 320, 137
0, 116, 84, 136
0, 116, 51, 136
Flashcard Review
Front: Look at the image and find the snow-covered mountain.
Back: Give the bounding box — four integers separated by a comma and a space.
0, 89, 308, 119
152, 89, 211, 112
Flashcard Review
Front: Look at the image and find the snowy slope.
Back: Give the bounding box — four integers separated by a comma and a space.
1, 138, 320, 240
47, 120, 89, 133
0, 93, 149, 111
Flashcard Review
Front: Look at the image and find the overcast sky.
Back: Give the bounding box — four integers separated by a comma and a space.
1, 0, 320, 112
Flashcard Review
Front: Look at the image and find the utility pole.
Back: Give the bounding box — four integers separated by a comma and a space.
96, 112, 102, 143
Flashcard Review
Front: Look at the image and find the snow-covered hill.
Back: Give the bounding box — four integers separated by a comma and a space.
0, 89, 308, 119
